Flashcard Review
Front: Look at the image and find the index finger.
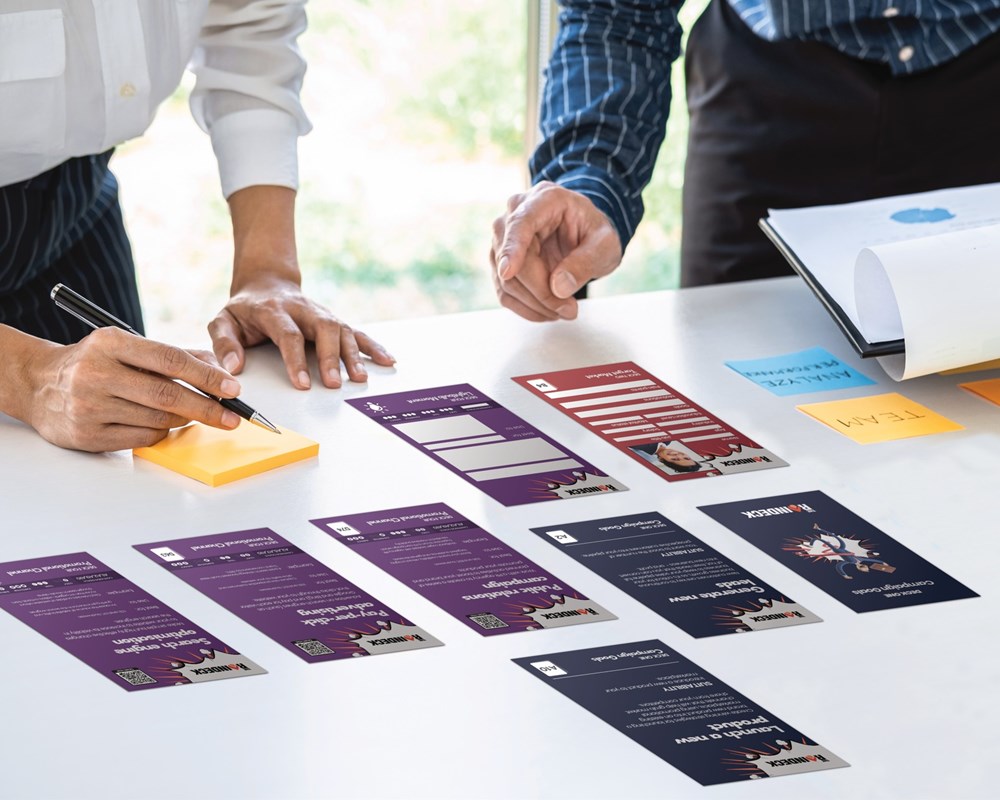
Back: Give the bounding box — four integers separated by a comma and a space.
115, 335, 241, 399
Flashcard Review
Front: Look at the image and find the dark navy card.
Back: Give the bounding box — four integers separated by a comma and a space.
513, 639, 848, 785
530, 512, 820, 637
699, 491, 978, 612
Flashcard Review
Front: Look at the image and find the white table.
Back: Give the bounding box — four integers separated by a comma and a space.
1, 278, 995, 800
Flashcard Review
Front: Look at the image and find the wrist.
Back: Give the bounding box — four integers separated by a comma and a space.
0, 326, 60, 426
228, 185, 300, 291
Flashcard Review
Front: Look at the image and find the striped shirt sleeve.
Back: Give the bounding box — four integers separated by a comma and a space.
530, 0, 683, 252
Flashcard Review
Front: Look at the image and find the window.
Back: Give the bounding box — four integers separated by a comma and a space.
116, 0, 705, 345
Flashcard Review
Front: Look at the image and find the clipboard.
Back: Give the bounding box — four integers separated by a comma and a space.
759, 217, 904, 359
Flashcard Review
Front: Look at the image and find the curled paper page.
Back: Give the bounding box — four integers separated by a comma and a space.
855, 225, 1000, 380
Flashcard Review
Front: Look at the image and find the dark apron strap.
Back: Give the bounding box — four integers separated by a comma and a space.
0, 151, 144, 343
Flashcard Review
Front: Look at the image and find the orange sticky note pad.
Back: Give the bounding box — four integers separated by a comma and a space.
796, 392, 963, 444
133, 421, 319, 486
960, 378, 1000, 406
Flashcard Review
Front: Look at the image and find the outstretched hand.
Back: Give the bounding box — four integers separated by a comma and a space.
217, 185, 395, 390
490, 182, 623, 321
209, 275, 395, 391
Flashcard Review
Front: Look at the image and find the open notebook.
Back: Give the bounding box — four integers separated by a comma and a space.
760, 182, 1000, 379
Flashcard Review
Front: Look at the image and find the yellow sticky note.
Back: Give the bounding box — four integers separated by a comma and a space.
960, 378, 1000, 406
940, 359, 1000, 375
133, 420, 319, 486
796, 392, 963, 444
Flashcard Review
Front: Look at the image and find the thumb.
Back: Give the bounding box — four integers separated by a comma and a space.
550, 227, 623, 299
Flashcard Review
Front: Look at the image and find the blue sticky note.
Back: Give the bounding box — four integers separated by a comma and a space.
725, 346, 876, 396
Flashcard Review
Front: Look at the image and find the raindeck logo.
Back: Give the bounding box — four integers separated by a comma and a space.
190, 662, 251, 676
719, 456, 771, 467
368, 634, 425, 647
540, 608, 599, 620
749, 611, 804, 622
765, 754, 829, 767
741, 503, 815, 519
565, 484, 618, 496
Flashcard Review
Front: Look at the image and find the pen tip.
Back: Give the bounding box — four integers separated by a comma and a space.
250, 413, 281, 434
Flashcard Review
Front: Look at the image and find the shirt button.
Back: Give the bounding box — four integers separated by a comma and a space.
119, 82, 137, 98
883, 7, 900, 17
898, 45, 914, 62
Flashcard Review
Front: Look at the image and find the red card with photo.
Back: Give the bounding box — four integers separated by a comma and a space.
514, 362, 787, 482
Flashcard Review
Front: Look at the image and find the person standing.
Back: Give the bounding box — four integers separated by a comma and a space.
491, 1, 1000, 320
0, 0, 394, 452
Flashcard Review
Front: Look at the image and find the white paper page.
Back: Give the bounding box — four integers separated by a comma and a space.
855, 225, 1000, 379
767, 182, 1000, 340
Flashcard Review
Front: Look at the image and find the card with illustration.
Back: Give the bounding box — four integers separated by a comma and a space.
514, 639, 848, 785
698, 492, 978, 612
311, 503, 616, 635
0, 552, 265, 691
725, 347, 876, 396
530, 512, 820, 637
514, 362, 786, 482
135, 529, 441, 661
346, 385, 627, 505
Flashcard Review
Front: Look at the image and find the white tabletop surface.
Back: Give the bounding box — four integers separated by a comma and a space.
0, 277, 995, 800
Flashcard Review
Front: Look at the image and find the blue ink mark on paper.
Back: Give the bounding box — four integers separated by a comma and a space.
890, 208, 955, 224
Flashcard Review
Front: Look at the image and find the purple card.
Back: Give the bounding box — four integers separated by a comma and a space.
311, 503, 617, 635
0, 552, 265, 691
135, 529, 442, 660
346, 384, 627, 506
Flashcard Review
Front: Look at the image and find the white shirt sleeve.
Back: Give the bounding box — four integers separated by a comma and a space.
188, 0, 313, 199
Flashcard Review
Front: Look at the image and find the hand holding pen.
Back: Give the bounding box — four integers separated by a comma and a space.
13, 284, 278, 453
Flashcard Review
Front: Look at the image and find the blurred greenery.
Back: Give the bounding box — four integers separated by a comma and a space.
125, 0, 709, 339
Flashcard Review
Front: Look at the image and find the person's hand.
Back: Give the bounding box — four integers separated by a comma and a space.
21, 328, 244, 452
490, 181, 624, 321
216, 185, 395, 390
208, 275, 395, 390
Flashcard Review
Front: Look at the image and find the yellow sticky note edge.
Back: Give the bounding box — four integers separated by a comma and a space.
796, 392, 963, 444
940, 358, 1000, 376
959, 378, 1000, 406
133, 420, 319, 486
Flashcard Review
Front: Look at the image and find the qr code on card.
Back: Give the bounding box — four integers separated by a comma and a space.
114, 667, 156, 686
467, 612, 508, 630
292, 639, 336, 657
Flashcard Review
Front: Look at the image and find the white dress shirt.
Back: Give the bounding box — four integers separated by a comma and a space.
0, 0, 311, 197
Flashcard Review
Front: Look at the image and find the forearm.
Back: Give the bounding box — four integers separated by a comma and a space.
532, 0, 683, 251
0, 325, 56, 425
227, 184, 301, 290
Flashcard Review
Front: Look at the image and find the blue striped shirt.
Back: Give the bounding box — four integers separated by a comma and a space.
532, 0, 1000, 249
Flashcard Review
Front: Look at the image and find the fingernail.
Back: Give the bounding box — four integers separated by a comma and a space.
552, 271, 577, 298
556, 304, 576, 320
298, 370, 311, 389
222, 353, 239, 373
222, 411, 241, 429
326, 368, 342, 386
221, 378, 241, 397
354, 362, 368, 378
498, 256, 511, 280
382, 350, 396, 363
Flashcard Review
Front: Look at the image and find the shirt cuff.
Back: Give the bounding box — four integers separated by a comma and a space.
542, 169, 635, 255
208, 109, 301, 199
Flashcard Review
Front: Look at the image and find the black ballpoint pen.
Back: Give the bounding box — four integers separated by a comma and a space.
50, 283, 280, 434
